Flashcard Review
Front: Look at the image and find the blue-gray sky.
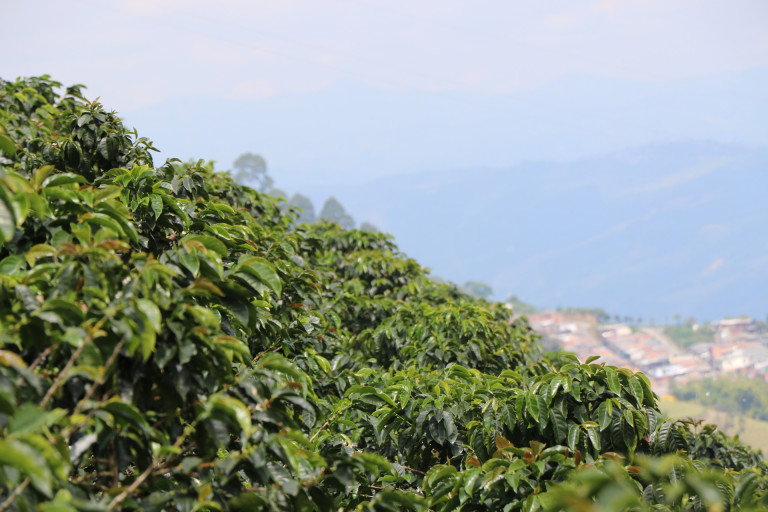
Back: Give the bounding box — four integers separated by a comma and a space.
4, 1, 768, 320
6, 1, 768, 111
6, 1, 768, 185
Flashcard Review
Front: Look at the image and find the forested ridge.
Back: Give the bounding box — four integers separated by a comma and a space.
673, 378, 768, 423
0, 76, 766, 511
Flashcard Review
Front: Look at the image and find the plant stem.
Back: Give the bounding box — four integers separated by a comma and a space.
0, 478, 30, 512
310, 403, 350, 443
106, 421, 197, 509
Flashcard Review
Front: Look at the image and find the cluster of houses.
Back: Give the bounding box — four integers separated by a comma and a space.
525, 311, 768, 395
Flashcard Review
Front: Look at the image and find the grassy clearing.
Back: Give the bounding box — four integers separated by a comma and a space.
663, 325, 714, 347
659, 398, 768, 455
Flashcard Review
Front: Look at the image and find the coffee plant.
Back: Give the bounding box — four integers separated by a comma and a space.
0, 76, 766, 511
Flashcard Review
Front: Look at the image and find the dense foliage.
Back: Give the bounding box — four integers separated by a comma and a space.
0, 76, 766, 511
673, 377, 768, 423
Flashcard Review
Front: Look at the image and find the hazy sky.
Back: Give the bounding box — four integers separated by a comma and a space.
4, 1, 768, 318
5, 0, 768, 112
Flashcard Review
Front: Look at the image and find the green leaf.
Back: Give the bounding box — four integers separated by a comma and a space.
636, 373, 655, 407
179, 247, 200, 277
187, 277, 225, 297
150, 194, 163, 219
312, 353, 331, 374
481, 465, 506, 491
213, 335, 250, 359
102, 400, 151, 435
567, 424, 580, 451
628, 377, 644, 406
353, 452, 392, 474
256, 353, 304, 382
463, 468, 482, 498
548, 375, 563, 401
43, 172, 87, 188
181, 234, 228, 257
0, 184, 16, 243
0, 255, 25, 275
83, 212, 125, 237
537, 391, 549, 428
0, 439, 53, 497
24, 243, 57, 266
96, 201, 139, 243
569, 380, 581, 402
30, 165, 55, 191
622, 419, 637, 453
0, 349, 27, 369
585, 425, 600, 453
623, 409, 635, 427
161, 194, 190, 223
0, 134, 16, 156
515, 393, 525, 418
209, 395, 252, 436
129, 321, 156, 362
238, 256, 282, 297
501, 402, 516, 432
40, 299, 85, 326
606, 369, 621, 395
94, 185, 123, 204
424, 464, 457, 492
550, 406, 567, 443
442, 410, 458, 444
345, 385, 397, 407
597, 400, 612, 431
611, 415, 625, 451
8, 403, 48, 435
526, 391, 540, 422
136, 299, 162, 332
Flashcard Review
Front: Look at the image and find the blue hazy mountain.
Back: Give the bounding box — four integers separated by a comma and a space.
122, 69, 768, 321
334, 141, 768, 322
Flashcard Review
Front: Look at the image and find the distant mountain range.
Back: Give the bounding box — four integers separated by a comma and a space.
334, 141, 768, 322
124, 66, 768, 191
122, 68, 768, 321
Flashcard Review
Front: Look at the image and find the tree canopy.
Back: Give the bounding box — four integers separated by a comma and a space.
232, 151, 272, 192
0, 76, 766, 511
289, 193, 316, 224
319, 196, 355, 230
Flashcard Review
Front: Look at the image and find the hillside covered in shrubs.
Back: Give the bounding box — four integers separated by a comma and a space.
0, 76, 767, 511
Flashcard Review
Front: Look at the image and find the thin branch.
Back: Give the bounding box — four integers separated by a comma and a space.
401, 465, 426, 475
252, 342, 279, 363
28, 346, 52, 371
108, 439, 118, 488
106, 421, 197, 510
40, 339, 90, 408
77, 339, 125, 407
0, 478, 30, 512
14, 346, 53, 388
310, 403, 351, 443
106, 459, 154, 510
40, 316, 108, 408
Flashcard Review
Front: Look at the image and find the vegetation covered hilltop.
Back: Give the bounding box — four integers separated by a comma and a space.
0, 76, 766, 511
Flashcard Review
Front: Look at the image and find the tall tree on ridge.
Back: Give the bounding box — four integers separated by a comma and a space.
319, 196, 355, 229
233, 152, 273, 192
290, 193, 316, 224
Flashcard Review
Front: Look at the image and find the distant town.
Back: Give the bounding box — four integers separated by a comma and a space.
524, 309, 768, 396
